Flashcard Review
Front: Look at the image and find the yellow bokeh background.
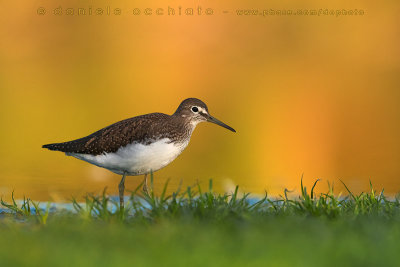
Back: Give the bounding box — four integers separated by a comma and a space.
0, 0, 399, 200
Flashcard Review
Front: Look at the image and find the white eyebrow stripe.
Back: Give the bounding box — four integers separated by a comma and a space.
198, 107, 207, 114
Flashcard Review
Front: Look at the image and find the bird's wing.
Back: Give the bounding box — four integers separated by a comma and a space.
42, 113, 169, 155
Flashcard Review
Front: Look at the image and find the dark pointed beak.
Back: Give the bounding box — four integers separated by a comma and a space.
205, 114, 236, 133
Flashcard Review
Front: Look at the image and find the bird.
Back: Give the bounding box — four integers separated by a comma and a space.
42, 98, 236, 208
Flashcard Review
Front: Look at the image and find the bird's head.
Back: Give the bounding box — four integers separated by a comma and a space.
174, 98, 236, 132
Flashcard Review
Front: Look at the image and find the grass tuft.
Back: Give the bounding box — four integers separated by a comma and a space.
1, 179, 399, 224
1, 179, 400, 266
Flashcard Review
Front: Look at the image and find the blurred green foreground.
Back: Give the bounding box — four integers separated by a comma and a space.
1, 218, 399, 267
0, 180, 399, 267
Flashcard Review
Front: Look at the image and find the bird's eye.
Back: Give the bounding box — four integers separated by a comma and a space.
191, 106, 199, 113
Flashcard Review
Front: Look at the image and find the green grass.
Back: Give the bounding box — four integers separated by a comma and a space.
1, 178, 400, 267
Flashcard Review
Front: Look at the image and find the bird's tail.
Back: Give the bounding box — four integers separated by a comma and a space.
42, 143, 64, 152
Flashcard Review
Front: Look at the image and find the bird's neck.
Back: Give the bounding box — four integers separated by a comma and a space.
170, 114, 198, 138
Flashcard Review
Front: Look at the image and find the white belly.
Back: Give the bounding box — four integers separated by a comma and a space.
67, 138, 189, 175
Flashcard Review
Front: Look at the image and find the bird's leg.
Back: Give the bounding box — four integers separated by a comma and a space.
143, 173, 149, 195
119, 172, 126, 209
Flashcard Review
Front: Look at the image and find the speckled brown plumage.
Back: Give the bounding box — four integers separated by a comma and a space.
42, 112, 193, 155
43, 98, 236, 157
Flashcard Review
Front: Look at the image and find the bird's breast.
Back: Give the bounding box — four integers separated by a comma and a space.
68, 138, 189, 176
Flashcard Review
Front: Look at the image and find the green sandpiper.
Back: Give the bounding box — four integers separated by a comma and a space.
43, 98, 236, 208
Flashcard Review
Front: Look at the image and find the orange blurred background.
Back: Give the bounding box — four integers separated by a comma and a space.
0, 0, 399, 200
